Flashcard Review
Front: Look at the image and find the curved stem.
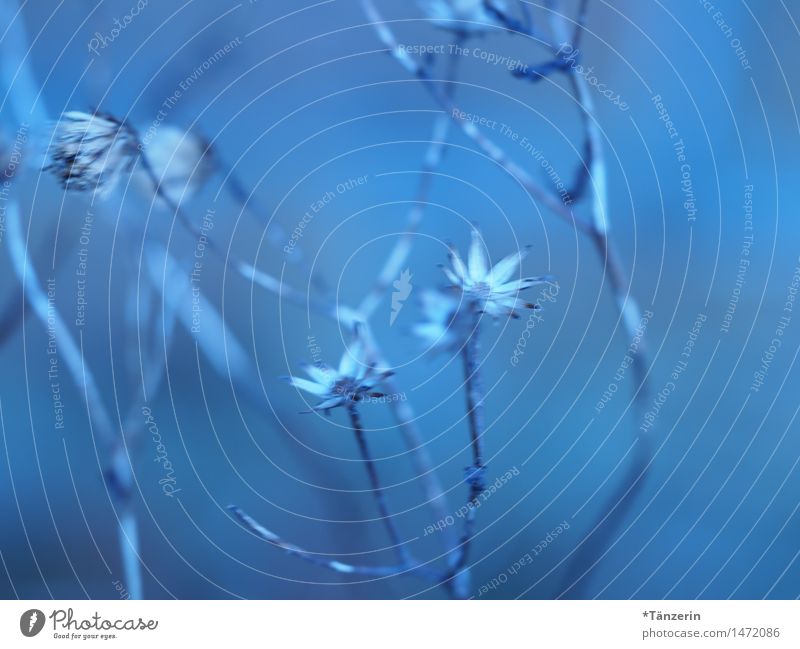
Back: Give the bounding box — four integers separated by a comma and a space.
137, 153, 338, 320
450, 308, 486, 585
6, 200, 144, 599
361, 0, 591, 234
220, 160, 328, 295
348, 404, 410, 566
229, 506, 442, 581
357, 322, 466, 598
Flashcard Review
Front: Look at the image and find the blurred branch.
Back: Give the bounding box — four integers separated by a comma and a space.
219, 159, 329, 295
363, 0, 648, 403
357, 321, 469, 598
137, 154, 344, 324
363, 0, 652, 599
1, 0, 149, 598
6, 199, 144, 599
358, 34, 464, 319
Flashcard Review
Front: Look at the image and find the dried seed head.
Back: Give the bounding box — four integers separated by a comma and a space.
45, 111, 139, 196
134, 126, 215, 205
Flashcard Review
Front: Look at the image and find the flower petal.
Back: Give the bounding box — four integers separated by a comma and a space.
468, 229, 488, 281
312, 397, 345, 411
288, 376, 329, 396
487, 251, 524, 287
338, 339, 365, 377
338, 350, 356, 377
447, 246, 469, 283
495, 275, 553, 294
439, 264, 461, 287
301, 362, 334, 386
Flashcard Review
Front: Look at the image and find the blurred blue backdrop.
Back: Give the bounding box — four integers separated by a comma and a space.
0, 0, 799, 599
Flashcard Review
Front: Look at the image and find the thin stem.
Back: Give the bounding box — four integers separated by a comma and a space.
137, 153, 339, 320
143, 153, 461, 592
362, 0, 590, 234
450, 308, 486, 579
220, 160, 328, 295
361, 0, 649, 369
462, 332, 486, 483
117, 504, 143, 600
357, 323, 467, 598
348, 404, 410, 566
6, 199, 144, 599
137, 86, 461, 596
1, 1, 147, 593
482, 0, 550, 41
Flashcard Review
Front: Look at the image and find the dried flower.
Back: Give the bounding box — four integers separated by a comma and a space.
133, 126, 215, 205
419, 0, 506, 33
285, 337, 393, 413
45, 111, 138, 196
440, 228, 552, 318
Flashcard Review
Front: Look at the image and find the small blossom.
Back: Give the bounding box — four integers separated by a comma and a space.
419, 0, 507, 33
440, 228, 552, 318
45, 111, 138, 196
412, 288, 469, 352
285, 337, 393, 413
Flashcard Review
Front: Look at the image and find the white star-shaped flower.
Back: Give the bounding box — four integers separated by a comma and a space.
285, 338, 393, 413
440, 229, 552, 318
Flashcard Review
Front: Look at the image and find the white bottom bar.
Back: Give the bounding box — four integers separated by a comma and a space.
1, 600, 797, 647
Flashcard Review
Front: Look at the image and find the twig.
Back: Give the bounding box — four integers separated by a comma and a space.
356, 322, 469, 598
0, 0, 148, 597
360, 0, 592, 234
228, 505, 442, 581
482, 0, 550, 41
137, 152, 344, 324
546, 2, 606, 236
449, 308, 487, 579
219, 158, 329, 295
348, 404, 411, 565
517, 0, 533, 33
116, 496, 143, 600
149, 181, 464, 595
364, 0, 648, 411
363, 0, 651, 599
